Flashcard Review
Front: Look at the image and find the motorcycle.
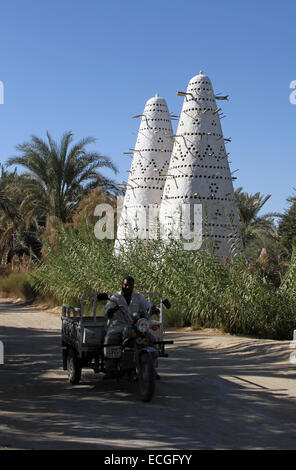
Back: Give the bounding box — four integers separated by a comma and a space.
103, 296, 172, 402
61, 292, 172, 402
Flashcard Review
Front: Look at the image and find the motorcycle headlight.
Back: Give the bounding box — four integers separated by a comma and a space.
136, 318, 150, 333
123, 326, 136, 339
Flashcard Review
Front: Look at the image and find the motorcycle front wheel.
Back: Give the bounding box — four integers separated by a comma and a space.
138, 352, 155, 402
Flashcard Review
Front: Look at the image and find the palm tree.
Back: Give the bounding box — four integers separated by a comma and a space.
234, 187, 278, 250
72, 187, 118, 230
6, 131, 119, 223
0, 165, 40, 264
0, 165, 20, 220
278, 193, 296, 256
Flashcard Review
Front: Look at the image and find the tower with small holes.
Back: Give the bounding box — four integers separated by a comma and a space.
159, 71, 242, 258
115, 94, 174, 248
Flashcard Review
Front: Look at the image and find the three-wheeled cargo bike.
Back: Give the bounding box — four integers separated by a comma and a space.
61, 292, 173, 401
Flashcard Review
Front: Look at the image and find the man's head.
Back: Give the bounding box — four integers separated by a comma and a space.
122, 276, 134, 296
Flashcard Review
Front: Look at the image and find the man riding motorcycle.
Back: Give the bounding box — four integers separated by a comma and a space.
104, 276, 158, 378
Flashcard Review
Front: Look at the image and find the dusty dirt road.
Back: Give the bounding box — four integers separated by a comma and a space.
0, 300, 296, 450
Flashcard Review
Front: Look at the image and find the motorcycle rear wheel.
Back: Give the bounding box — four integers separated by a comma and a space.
67, 348, 81, 385
138, 352, 155, 402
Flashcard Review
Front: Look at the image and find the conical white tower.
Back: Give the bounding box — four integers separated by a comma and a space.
115, 94, 174, 249
159, 71, 242, 258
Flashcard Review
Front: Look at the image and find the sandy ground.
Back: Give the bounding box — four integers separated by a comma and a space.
0, 299, 296, 450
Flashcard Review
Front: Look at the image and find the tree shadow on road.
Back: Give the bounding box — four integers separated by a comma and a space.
1, 324, 296, 449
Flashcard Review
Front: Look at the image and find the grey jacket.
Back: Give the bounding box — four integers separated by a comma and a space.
104, 291, 151, 329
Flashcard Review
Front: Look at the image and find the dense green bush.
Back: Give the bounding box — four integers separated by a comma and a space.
32, 221, 296, 340
0, 272, 36, 300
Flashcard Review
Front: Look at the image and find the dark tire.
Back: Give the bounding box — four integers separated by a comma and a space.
138, 352, 155, 402
67, 348, 81, 385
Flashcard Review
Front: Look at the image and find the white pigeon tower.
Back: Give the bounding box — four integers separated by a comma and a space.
115, 94, 174, 250
159, 71, 242, 258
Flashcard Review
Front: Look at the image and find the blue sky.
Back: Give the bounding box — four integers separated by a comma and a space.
0, 0, 295, 215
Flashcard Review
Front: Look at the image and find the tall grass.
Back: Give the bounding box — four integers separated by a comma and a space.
32, 221, 296, 340
0, 272, 36, 300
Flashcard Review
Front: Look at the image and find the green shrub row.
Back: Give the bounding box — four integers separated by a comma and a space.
0, 272, 36, 300
31, 221, 296, 340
